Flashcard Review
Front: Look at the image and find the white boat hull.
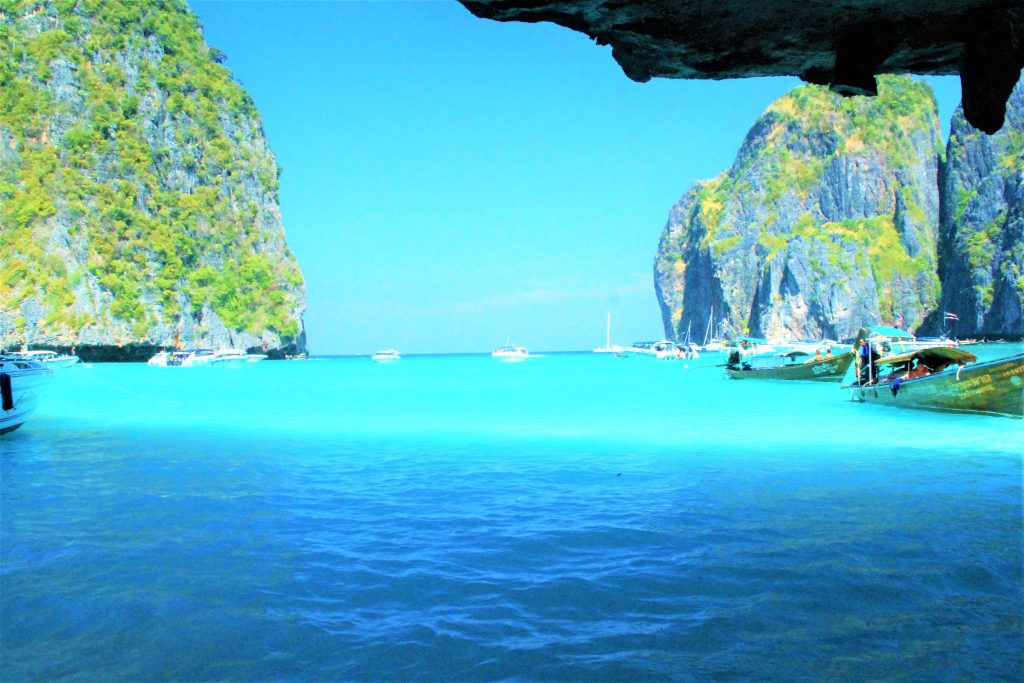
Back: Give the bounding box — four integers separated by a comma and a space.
0, 359, 54, 435
43, 356, 80, 368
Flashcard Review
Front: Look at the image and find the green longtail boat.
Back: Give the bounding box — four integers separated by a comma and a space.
725, 349, 856, 381
847, 346, 1024, 419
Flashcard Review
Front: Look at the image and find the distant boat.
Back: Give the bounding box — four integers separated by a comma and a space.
0, 355, 54, 435
371, 349, 401, 363
720, 337, 777, 356
246, 354, 268, 363
700, 307, 724, 352
593, 313, 623, 354
147, 348, 247, 367
726, 348, 856, 381
147, 351, 170, 366
847, 347, 1023, 419
773, 338, 845, 353
621, 340, 678, 359
7, 349, 80, 368
149, 348, 214, 367
209, 348, 249, 366
864, 325, 955, 353
492, 344, 529, 362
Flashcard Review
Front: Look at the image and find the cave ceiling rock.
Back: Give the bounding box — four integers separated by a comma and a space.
458, 0, 1024, 134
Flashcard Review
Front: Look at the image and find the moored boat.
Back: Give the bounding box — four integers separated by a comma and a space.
167, 348, 215, 367
7, 349, 80, 368
847, 347, 1024, 418
492, 344, 530, 362
210, 348, 249, 366
371, 349, 401, 363
593, 313, 623, 354
863, 325, 955, 353
0, 356, 55, 435
246, 354, 268, 363
726, 348, 856, 381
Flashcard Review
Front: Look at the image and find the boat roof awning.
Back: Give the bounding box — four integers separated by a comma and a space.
877, 346, 978, 367
867, 325, 914, 339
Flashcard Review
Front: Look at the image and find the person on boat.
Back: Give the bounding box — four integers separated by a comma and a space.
825, 346, 833, 358
813, 349, 824, 361
857, 338, 870, 382
906, 361, 931, 379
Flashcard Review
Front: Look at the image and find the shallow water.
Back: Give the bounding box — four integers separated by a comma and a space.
2, 346, 1022, 680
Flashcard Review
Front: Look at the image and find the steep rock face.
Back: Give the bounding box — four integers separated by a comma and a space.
0, 0, 306, 357
655, 76, 942, 342
936, 79, 1024, 336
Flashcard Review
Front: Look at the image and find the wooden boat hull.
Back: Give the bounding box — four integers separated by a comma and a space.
849, 353, 1024, 418
726, 351, 855, 381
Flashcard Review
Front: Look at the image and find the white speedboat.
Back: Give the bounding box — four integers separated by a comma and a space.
492, 345, 529, 362
246, 354, 268, 363
622, 340, 679, 359
8, 349, 80, 368
210, 348, 249, 366
372, 349, 401, 363
774, 338, 847, 355
167, 348, 215, 367
864, 325, 956, 353
147, 351, 170, 366
0, 356, 54, 435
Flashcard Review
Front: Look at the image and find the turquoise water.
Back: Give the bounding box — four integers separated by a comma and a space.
2, 347, 1022, 680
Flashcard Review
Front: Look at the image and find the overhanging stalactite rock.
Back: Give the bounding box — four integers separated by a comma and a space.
459, 0, 1024, 133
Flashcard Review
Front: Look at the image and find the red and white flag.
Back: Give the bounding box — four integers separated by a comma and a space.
944, 311, 959, 321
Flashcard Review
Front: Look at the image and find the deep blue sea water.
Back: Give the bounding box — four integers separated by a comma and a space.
2, 346, 1022, 681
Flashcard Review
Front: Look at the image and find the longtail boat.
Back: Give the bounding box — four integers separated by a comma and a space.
725, 349, 856, 381
847, 346, 1024, 419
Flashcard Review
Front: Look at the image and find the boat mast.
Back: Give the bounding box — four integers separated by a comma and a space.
606, 312, 611, 349
702, 306, 713, 347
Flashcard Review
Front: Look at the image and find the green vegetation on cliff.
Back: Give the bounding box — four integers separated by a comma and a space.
655, 76, 943, 341
0, 0, 305, 349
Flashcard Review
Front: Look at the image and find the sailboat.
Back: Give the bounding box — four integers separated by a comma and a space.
701, 307, 723, 352
593, 313, 624, 354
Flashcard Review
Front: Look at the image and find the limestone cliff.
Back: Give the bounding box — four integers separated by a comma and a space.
655, 76, 943, 342
0, 0, 306, 358
935, 80, 1024, 336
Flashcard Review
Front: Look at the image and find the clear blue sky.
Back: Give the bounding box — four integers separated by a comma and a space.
190, 1, 962, 355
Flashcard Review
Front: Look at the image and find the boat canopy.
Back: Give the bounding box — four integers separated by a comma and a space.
877, 346, 977, 368
866, 325, 914, 339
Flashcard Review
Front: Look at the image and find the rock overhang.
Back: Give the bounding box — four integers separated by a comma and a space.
458, 0, 1024, 134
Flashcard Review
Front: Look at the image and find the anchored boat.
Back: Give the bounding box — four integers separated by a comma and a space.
7, 349, 80, 368
0, 356, 55, 435
371, 349, 401, 363
492, 344, 529, 362
726, 348, 856, 381
848, 347, 1024, 419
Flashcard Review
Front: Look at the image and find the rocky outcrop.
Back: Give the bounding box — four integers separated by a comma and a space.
654, 76, 943, 342
459, 0, 1024, 134
935, 80, 1024, 336
0, 1, 306, 359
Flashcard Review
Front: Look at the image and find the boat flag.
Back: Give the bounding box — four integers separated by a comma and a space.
944, 311, 959, 321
